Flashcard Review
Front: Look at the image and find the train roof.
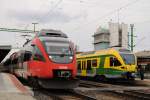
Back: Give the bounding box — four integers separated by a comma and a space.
76, 48, 133, 58
37, 29, 68, 38
1, 49, 20, 64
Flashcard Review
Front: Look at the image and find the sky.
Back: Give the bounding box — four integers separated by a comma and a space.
0, 0, 150, 52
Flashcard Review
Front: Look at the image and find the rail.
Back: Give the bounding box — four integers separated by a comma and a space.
33, 89, 97, 100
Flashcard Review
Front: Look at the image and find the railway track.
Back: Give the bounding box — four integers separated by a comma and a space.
79, 80, 114, 88
79, 80, 150, 100
22, 79, 150, 100
33, 89, 97, 100
79, 80, 149, 90
109, 90, 150, 100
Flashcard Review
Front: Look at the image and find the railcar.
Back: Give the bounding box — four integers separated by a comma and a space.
76, 48, 137, 81
3, 29, 79, 89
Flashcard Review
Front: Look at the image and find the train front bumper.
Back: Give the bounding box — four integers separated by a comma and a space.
121, 72, 136, 79
38, 78, 79, 89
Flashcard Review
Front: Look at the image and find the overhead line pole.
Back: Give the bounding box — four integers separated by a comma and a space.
130, 24, 136, 51
32, 23, 38, 32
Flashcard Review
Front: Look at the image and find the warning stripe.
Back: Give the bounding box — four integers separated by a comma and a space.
8, 74, 28, 94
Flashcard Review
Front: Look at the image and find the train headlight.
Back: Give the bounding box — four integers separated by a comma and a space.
49, 56, 52, 59
69, 56, 73, 60
131, 73, 136, 77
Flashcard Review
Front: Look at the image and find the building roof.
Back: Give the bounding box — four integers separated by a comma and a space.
135, 50, 150, 58
93, 27, 109, 36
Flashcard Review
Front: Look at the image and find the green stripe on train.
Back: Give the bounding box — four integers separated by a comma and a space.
96, 68, 125, 75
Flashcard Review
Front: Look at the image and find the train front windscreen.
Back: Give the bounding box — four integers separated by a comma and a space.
120, 53, 135, 65
44, 41, 74, 64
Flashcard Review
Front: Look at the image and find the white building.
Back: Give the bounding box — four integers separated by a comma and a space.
93, 27, 109, 50
93, 22, 128, 50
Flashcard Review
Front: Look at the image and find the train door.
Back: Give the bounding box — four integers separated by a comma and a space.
17, 51, 32, 78
10, 53, 19, 73
29, 45, 46, 77
77, 60, 81, 75
81, 60, 87, 76
91, 59, 99, 76
16, 52, 24, 75
23, 51, 32, 73
104, 57, 111, 75
86, 59, 92, 76
109, 56, 122, 78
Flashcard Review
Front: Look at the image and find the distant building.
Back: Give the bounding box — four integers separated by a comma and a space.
93, 27, 109, 50
135, 50, 150, 78
109, 22, 128, 49
93, 22, 128, 50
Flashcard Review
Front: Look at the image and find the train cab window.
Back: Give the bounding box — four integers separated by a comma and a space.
33, 46, 45, 61
87, 60, 92, 70
23, 51, 32, 62
77, 61, 81, 70
92, 59, 97, 67
110, 57, 121, 67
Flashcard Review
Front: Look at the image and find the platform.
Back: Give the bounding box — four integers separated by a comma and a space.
0, 72, 35, 100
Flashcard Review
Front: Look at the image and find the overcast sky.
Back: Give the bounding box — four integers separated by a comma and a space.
0, 0, 150, 52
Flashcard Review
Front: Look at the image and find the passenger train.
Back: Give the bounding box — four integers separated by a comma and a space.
3, 29, 79, 89
76, 48, 137, 81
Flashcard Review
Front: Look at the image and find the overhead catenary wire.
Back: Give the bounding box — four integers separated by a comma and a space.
69, 0, 141, 32
37, 0, 63, 23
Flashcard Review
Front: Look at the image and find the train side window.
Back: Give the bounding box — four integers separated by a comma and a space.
110, 57, 121, 67
11, 53, 18, 65
87, 60, 92, 70
23, 51, 32, 62
12, 57, 18, 64
33, 46, 45, 61
77, 61, 81, 70
92, 59, 97, 67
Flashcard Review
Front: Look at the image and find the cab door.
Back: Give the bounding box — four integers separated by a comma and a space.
109, 56, 123, 76
81, 60, 87, 76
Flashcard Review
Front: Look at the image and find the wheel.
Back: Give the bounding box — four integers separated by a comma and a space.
95, 75, 106, 82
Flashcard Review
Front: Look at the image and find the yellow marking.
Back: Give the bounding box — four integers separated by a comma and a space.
81, 70, 86, 76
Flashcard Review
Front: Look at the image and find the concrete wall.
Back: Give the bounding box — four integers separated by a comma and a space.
94, 42, 109, 50
121, 23, 128, 49
109, 23, 119, 47
94, 33, 109, 44
109, 22, 128, 49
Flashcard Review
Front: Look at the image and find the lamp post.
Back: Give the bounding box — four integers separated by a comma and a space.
32, 23, 38, 32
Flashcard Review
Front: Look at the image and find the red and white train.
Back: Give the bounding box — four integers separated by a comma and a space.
3, 29, 79, 89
